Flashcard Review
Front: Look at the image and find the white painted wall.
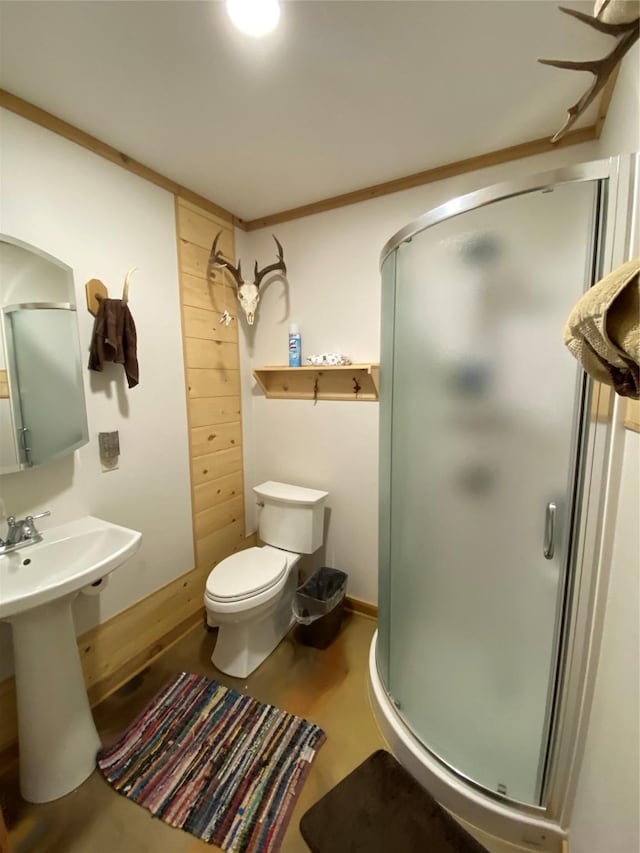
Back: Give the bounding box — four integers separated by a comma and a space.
570, 430, 640, 853
0, 110, 194, 679
238, 139, 600, 603
569, 49, 640, 853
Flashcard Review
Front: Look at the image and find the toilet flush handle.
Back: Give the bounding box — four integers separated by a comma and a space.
256, 500, 265, 508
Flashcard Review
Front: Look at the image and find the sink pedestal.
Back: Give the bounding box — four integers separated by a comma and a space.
0, 515, 142, 802
10, 596, 101, 803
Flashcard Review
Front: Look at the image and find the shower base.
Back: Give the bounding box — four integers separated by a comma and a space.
367, 631, 566, 853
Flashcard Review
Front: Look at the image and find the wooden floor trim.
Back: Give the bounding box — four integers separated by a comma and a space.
345, 595, 378, 620
85, 610, 202, 709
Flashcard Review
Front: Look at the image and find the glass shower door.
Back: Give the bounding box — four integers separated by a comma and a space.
382, 179, 600, 805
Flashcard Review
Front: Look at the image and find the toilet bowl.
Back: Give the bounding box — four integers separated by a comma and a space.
204, 481, 328, 678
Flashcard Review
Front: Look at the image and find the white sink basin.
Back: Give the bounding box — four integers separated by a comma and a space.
0, 515, 142, 804
0, 515, 142, 619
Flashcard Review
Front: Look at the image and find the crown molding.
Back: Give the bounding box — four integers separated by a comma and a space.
243, 126, 599, 230
2, 83, 617, 232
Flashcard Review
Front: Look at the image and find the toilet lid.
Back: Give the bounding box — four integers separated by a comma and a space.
205, 548, 288, 601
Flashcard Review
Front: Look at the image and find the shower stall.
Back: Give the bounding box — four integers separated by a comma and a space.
369, 156, 637, 849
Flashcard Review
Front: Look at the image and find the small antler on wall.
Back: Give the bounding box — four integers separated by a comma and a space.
539, 4, 640, 143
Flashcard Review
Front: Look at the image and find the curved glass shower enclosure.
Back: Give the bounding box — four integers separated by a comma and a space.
375, 164, 612, 815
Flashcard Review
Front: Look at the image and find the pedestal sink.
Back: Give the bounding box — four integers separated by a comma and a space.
0, 515, 142, 803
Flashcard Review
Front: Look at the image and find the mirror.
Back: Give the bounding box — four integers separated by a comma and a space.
0, 235, 89, 473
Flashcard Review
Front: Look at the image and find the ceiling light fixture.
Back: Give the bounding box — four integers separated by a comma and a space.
226, 0, 281, 38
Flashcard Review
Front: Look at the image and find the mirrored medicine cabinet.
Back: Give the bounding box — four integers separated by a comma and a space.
0, 235, 89, 474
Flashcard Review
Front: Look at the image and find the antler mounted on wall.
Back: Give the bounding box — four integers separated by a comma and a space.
539, 3, 640, 143
208, 232, 287, 326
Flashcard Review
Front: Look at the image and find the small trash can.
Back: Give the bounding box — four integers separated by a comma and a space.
293, 567, 347, 649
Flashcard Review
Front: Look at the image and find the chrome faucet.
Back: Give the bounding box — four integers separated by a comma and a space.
0, 511, 51, 554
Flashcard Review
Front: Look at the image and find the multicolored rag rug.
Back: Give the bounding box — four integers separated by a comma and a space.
97, 672, 326, 852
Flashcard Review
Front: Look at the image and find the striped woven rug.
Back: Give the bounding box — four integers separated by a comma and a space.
97, 671, 326, 852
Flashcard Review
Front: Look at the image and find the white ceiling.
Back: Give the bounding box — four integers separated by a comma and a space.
0, 1, 613, 221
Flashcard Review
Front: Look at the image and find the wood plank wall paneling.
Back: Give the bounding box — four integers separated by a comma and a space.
185, 338, 239, 371
196, 521, 246, 575
187, 369, 241, 399
182, 304, 238, 344
191, 446, 244, 486
592, 382, 640, 433
195, 495, 244, 540
181, 272, 236, 313
190, 423, 242, 457
625, 398, 640, 432
0, 370, 9, 399
177, 200, 236, 256
176, 197, 249, 575
193, 470, 244, 514
189, 396, 242, 428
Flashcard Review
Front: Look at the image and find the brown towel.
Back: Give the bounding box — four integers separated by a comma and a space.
564, 258, 640, 399
88, 298, 139, 388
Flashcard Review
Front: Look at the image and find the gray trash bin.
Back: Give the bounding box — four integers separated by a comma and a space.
293, 567, 347, 649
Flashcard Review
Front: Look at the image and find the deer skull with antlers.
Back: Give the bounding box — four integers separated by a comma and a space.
208, 233, 287, 326
540, 3, 639, 143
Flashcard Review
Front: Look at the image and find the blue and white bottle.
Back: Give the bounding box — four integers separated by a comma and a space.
288, 323, 301, 367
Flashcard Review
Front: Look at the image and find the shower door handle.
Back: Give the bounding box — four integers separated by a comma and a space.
544, 502, 556, 560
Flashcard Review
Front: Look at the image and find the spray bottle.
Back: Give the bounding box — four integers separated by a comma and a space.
288, 323, 301, 367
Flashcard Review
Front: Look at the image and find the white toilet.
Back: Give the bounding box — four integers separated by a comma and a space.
204, 480, 328, 678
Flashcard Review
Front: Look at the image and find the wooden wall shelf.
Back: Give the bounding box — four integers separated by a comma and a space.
253, 364, 380, 402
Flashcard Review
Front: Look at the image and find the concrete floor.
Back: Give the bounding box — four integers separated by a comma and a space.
1, 612, 534, 853
2, 613, 386, 853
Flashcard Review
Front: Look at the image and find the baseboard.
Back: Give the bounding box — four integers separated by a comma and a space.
345, 595, 378, 620
85, 610, 203, 708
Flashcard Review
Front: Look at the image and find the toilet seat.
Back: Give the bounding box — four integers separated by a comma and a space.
205, 547, 288, 603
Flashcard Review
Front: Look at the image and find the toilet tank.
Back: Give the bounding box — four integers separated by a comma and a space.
254, 481, 328, 554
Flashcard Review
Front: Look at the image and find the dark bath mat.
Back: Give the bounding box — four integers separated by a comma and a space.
300, 749, 488, 853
